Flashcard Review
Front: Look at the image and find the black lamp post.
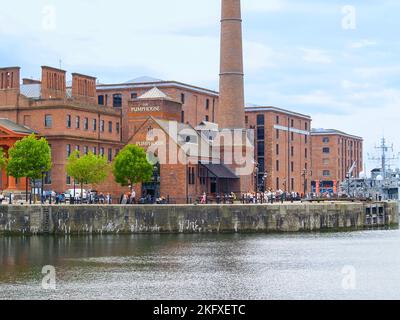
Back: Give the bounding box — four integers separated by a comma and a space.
41, 171, 46, 204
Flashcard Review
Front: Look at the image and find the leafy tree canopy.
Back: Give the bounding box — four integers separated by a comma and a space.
66, 151, 110, 190
7, 134, 51, 179
112, 145, 153, 189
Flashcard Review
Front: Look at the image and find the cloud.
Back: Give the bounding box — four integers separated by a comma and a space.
244, 0, 287, 12
301, 48, 333, 64
350, 40, 378, 49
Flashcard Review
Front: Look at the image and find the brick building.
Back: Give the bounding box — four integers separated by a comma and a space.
245, 106, 312, 194
96, 77, 219, 142
311, 129, 363, 194
0, 66, 125, 197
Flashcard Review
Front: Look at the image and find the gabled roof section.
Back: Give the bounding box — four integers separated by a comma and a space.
138, 87, 172, 100
0, 118, 37, 135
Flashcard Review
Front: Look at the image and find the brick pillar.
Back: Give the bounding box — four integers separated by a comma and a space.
218, 0, 245, 129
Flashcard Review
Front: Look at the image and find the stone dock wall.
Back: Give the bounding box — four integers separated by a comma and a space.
0, 201, 398, 235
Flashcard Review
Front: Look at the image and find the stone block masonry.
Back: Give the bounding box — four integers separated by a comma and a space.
0, 202, 398, 236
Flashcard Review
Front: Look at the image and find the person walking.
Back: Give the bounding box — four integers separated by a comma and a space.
130, 190, 136, 204
200, 193, 207, 204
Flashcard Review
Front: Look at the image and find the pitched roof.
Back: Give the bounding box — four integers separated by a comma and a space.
0, 118, 37, 134
124, 76, 164, 84
20, 84, 41, 99
138, 87, 173, 100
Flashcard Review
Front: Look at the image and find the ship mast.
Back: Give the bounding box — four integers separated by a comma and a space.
369, 137, 399, 178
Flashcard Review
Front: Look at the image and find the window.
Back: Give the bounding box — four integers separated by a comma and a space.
205, 115, 209, 122
84, 146, 89, 155
291, 146, 294, 157
323, 147, 330, 154
276, 144, 279, 155
323, 137, 330, 143
131, 92, 138, 99
92, 147, 97, 155
108, 121, 112, 133
291, 161, 294, 172
323, 170, 331, 177
257, 142, 265, 156
66, 175, 71, 185
205, 99, 210, 110
116, 122, 120, 134
188, 167, 195, 185
100, 120, 105, 132
276, 160, 280, 171
76, 116, 80, 129
258, 158, 265, 173
84, 117, 89, 130
305, 148, 308, 159
181, 111, 185, 123
276, 177, 280, 190
113, 94, 122, 108
291, 178, 294, 191
66, 115, 71, 128
305, 135, 308, 144
100, 147, 104, 156
93, 119, 97, 131
98, 95, 104, 105
245, 116, 249, 125
291, 119, 294, 127
276, 116, 279, 124
305, 122, 309, 131
66, 144, 71, 158
257, 115, 265, 126
291, 132, 294, 141
108, 148, 113, 162
257, 127, 264, 141
276, 129, 279, 139
45, 115, 52, 128
181, 93, 185, 104
323, 159, 330, 165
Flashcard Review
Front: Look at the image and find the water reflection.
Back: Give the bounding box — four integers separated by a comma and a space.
1, 231, 400, 300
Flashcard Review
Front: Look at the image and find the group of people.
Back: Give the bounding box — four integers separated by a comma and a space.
243, 190, 303, 204
119, 190, 136, 205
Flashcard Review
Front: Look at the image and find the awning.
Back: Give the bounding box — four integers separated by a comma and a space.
199, 163, 239, 179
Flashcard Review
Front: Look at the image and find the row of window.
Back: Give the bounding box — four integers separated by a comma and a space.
43, 114, 121, 135
98, 92, 215, 109
66, 144, 119, 162
275, 160, 309, 172
275, 145, 309, 158
275, 177, 297, 192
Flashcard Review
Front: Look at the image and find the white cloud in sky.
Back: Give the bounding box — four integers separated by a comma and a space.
350, 40, 378, 49
243, 0, 287, 12
301, 48, 333, 64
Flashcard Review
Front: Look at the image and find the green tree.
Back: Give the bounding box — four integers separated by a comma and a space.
0, 148, 6, 170
66, 151, 110, 198
7, 134, 52, 201
112, 145, 153, 192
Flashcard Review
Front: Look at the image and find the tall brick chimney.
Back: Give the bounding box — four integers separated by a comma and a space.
0, 67, 20, 90
41, 66, 66, 100
0, 67, 20, 106
71, 73, 97, 104
218, 0, 245, 129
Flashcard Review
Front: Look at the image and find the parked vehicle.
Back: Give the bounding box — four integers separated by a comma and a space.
64, 189, 87, 202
